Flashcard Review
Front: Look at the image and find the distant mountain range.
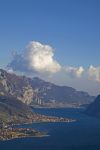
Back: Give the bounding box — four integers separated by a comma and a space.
0, 69, 94, 108
85, 95, 100, 118
0, 69, 96, 124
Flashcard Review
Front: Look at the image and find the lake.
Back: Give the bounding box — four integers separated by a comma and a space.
0, 108, 100, 150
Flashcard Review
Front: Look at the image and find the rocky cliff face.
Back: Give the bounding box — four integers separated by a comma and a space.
0, 69, 94, 107
17, 86, 34, 105
30, 77, 94, 106
0, 69, 34, 104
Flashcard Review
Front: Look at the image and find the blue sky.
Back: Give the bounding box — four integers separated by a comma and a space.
0, 0, 100, 95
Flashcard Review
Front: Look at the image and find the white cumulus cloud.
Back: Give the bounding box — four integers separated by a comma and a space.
88, 65, 100, 82
8, 41, 100, 84
25, 41, 61, 73
8, 41, 61, 74
65, 66, 84, 78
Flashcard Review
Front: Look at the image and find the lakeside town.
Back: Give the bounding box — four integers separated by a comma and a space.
0, 114, 76, 141
0, 127, 47, 141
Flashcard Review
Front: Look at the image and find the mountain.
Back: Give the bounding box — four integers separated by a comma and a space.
0, 95, 33, 124
0, 69, 35, 104
85, 95, 100, 118
30, 77, 94, 107
0, 69, 94, 107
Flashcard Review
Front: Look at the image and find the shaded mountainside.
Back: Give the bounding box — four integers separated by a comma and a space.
85, 95, 100, 118
0, 69, 94, 107
0, 95, 33, 124
30, 77, 94, 106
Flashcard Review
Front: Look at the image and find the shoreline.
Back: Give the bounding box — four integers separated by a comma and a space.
1, 134, 50, 142
0, 127, 49, 141
0, 113, 76, 142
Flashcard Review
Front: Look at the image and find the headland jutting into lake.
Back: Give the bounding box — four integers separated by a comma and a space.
0, 113, 76, 141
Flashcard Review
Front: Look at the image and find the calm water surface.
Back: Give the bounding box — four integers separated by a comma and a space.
0, 108, 100, 150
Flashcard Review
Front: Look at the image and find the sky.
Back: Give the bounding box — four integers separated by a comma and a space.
0, 0, 100, 95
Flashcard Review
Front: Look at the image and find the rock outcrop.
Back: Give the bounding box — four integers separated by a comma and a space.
0, 69, 94, 107
0, 69, 34, 105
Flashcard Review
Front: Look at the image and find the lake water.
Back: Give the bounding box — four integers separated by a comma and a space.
0, 108, 100, 150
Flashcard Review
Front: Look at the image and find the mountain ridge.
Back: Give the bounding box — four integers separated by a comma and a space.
0, 69, 95, 107
0, 94, 33, 124
85, 95, 100, 118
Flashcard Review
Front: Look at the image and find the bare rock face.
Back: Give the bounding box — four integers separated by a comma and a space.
0, 69, 94, 107
0, 69, 35, 105
17, 86, 34, 105
30, 77, 95, 107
